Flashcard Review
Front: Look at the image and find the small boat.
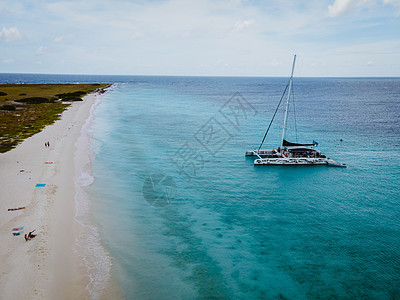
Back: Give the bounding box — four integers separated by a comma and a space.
246, 55, 346, 167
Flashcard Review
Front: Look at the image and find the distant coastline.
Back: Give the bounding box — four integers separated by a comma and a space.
0, 83, 110, 152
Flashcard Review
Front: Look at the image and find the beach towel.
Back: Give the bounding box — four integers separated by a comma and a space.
36, 184, 46, 187
8, 206, 26, 211
12, 227, 24, 236
18, 170, 31, 175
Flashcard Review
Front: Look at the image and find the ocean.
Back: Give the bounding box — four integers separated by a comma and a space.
2, 73, 400, 299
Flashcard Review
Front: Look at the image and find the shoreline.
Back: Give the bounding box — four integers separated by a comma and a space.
0, 87, 112, 299
73, 87, 116, 299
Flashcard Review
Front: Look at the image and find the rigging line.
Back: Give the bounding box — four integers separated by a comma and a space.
258, 81, 290, 151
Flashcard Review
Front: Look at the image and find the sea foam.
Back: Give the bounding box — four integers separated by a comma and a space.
73, 89, 113, 299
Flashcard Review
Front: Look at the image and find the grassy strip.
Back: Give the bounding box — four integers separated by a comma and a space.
0, 83, 110, 153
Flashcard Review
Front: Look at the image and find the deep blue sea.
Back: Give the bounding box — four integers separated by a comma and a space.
2, 73, 400, 299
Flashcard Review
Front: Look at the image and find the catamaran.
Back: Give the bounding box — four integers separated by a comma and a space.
245, 55, 346, 167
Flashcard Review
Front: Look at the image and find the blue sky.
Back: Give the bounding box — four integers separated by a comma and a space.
0, 0, 399, 76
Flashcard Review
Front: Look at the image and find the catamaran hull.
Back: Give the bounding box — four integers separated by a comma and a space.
254, 157, 346, 167
254, 158, 328, 165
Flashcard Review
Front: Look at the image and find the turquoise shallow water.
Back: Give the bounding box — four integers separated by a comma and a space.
85, 77, 400, 299
2, 74, 398, 298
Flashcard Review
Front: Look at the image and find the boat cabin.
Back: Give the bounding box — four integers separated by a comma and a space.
285, 146, 325, 158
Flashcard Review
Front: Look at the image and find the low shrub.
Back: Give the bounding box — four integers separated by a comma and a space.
0, 104, 16, 111
55, 91, 86, 101
15, 97, 51, 104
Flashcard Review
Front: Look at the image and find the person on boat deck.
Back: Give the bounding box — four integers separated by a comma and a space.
277, 147, 283, 157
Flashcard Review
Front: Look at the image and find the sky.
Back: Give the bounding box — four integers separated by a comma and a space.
0, 0, 400, 77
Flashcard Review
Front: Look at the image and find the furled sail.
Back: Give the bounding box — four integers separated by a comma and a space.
282, 139, 316, 147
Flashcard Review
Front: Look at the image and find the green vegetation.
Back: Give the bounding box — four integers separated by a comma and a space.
55, 91, 87, 102
15, 97, 53, 104
0, 83, 109, 153
0, 104, 16, 111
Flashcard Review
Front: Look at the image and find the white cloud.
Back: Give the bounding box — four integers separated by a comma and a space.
0, 26, 23, 43
232, 19, 255, 32
383, 0, 400, 13
328, 0, 360, 17
36, 46, 47, 55
54, 34, 74, 43
1, 58, 14, 64
328, 0, 400, 17
383, 0, 400, 5
229, 0, 248, 5
270, 59, 280, 67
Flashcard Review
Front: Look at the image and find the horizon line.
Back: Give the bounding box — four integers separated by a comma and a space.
0, 72, 399, 79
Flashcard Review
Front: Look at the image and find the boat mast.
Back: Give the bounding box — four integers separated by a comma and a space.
280, 54, 296, 149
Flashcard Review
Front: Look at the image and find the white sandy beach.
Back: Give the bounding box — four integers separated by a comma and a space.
0, 91, 107, 299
